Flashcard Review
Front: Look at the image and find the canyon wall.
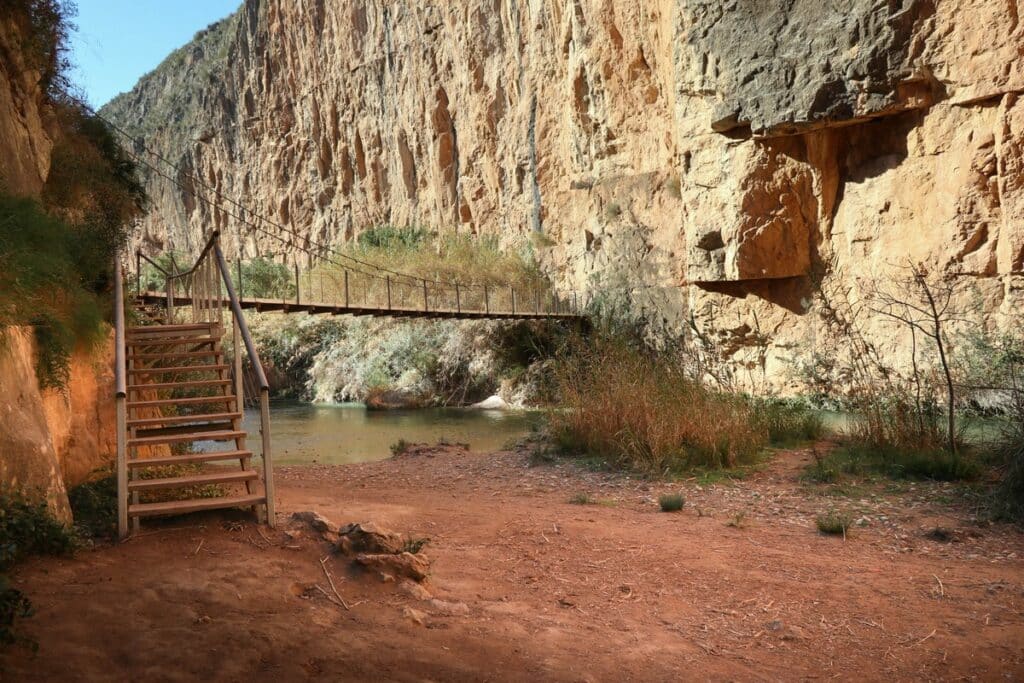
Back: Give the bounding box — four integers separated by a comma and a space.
0, 15, 115, 519
103, 0, 1024, 389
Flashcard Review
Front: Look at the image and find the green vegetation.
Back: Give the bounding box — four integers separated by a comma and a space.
658, 493, 685, 512
0, 3, 145, 389
0, 489, 77, 648
754, 398, 824, 446
401, 536, 429, 554
312, 225, 548, 311
390, 439, 412, 456
569, 493, 595, 505
807, 444, 980, 483
67, 472, 118, 539
238, 257, 295, 299
815, 511, 852, 536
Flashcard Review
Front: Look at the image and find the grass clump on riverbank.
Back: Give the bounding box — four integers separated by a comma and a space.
549, 338, 768, 475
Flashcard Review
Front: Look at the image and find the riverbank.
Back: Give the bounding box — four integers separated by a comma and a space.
3, 442, 1022, 680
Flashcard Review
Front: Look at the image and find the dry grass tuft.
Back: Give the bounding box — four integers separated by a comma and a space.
548, 338, 767, 475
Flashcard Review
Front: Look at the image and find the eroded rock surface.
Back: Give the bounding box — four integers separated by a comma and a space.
102, 0, 1024, 388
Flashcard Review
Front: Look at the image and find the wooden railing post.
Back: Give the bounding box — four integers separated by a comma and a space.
233, 314, 244, 408
422, 279, 428, 312
484, 284, 489, 314
535, 288, 540, 315
260, 388, 275, 524
114, 256, 128, 540
344, 269, 350, 307
386, 276, 392, 310
455, 283, 461, 313
166, 276, 174, 324
213, 238, 275, 528
237, 259, 243, 300
511, 287, 516, 315
294, 262, 300, 305
135, 251, 141, 295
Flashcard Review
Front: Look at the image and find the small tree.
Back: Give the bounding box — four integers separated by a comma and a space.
869, 262, 963, 457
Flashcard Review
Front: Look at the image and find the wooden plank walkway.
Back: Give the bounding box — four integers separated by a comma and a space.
137, 293, 584, 322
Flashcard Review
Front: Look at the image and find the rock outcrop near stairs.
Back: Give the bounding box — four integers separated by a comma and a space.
103, 0, 1024, 389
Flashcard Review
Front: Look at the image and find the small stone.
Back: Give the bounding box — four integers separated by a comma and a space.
402, 606, 427, 626
291, 511, 339, 534
398, 580, 433, 601
428, 599, 470, 616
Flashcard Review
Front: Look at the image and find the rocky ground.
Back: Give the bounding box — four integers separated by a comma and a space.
3, 443, 1022, 681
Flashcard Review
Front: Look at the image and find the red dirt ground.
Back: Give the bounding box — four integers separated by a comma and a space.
3, 443, 1023, 681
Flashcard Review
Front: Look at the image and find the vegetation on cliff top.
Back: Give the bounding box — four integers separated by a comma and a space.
0, 0, 146, 388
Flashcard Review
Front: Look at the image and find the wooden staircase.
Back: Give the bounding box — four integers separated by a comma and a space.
123, 315, 266, 526
114, 232, 275, 538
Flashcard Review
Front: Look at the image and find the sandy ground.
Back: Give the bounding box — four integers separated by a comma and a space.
3, 443, 1023, 682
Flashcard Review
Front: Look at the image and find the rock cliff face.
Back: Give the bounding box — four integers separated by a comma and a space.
103, 0, 1023, 388
0, 13, 53, 195
0, 16, 115, 518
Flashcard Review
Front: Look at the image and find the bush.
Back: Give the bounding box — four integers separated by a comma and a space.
659, 493, 685, 512
238, 257, 295, 299
68, 471, 118, 539
990, 395, 1024, 521
0, 488, 77, 648
390, 439, 411, 456
549, 337, 767, 474
805, 443, 980, 483
816, 511, 852, 536
569, 493, 595, 505
754, 398, 824, 445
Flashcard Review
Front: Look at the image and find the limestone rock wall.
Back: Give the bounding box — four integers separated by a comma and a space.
0, 329, 116, 522
102, 0, 1024, 390
0, 13, 53, 195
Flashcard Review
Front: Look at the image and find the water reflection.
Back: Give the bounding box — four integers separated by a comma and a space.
240, 401, 543, 465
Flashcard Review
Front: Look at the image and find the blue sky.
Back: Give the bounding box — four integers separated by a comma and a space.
69, 0, 241, 107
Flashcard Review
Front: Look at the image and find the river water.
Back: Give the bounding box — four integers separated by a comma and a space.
240, 401, 544, 465
232, 403, 1004, 467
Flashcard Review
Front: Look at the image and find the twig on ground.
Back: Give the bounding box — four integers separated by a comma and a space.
256, 527, 274, 545
192, 539, 204, 556
320, 556, 350, 610
932, 574, 944, 597
911, 629, 937, 647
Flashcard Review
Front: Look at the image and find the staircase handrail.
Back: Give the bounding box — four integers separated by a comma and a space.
113, 254, 129, 538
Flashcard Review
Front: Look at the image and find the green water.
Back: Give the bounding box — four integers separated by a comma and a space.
240, 401, 543, 465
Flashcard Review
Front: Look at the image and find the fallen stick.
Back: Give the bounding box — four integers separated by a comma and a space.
314, 585, 348, 610
932, 574, 944, 597
320, 556, 350, 610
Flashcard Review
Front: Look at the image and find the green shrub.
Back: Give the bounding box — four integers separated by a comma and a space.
816, 511, 852, 536
68, 471, 118, 539
569, 493, 595, 505
989, 397, 1024, 521
804, 444, 980, 483
238, 257, 295, 299
659, 493, 685, 512
754, 398, 824, 445
0, 488, 77, 648
390, 439, 411, 456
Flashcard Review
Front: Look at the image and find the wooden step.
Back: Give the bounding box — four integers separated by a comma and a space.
128, 323, 216, 334
128, 469, 258, 492
128, 450, 253, 468
127, 378, 232, 391
128, 350, 224, 361
134, 422, 239, 438
129, 493, 265, 519
129, 364, 230, 375
127, 429, 245, 448
128, 395, 236, 409
127, 336, 220, 348
128, 411, 243, 428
